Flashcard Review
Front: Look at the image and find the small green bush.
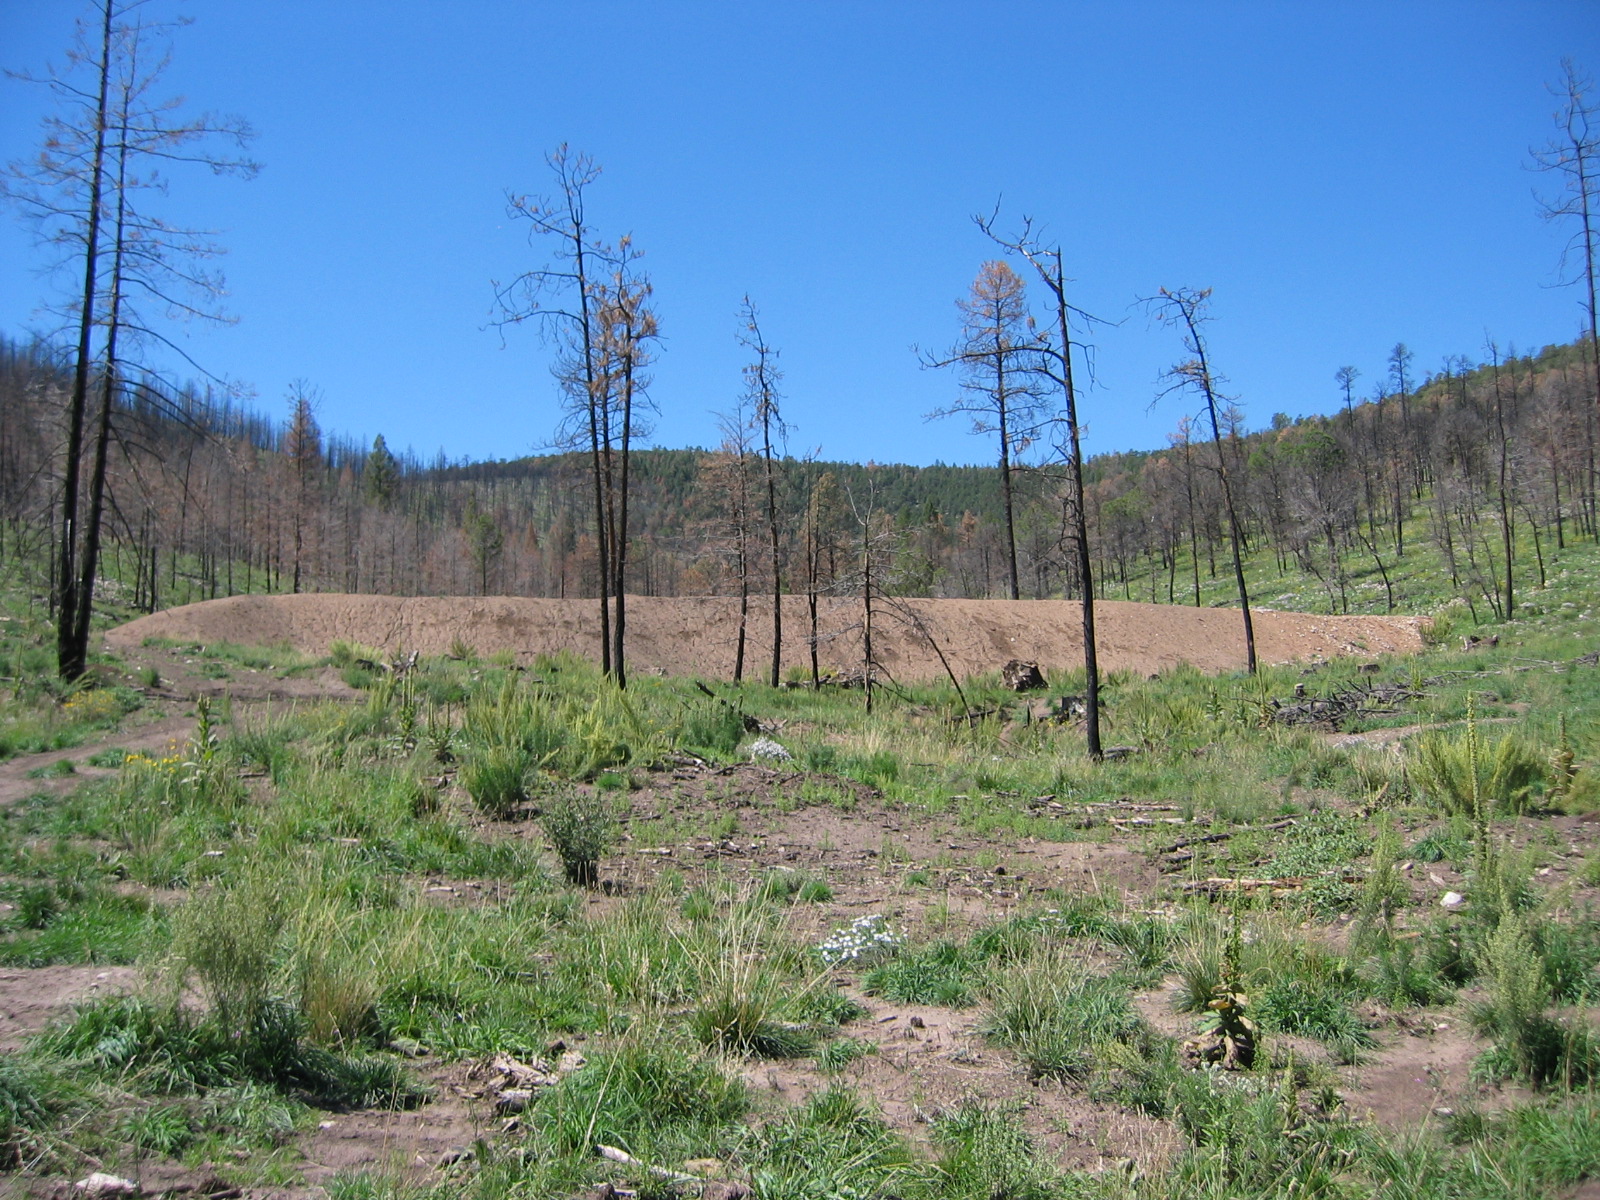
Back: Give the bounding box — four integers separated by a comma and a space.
984, 955, 1143, 1081
1253, 977, 1374, 1058
540, 782, 619, 887
1408, 724, 1546, 816
0, 1059, 53, 1168
534, 1041, 746, 1163
1475, 915, 1600, 1087
745, 1087, 916, 1199
927, 1101, 1059, 1200
814, 1038, 876, 1074
757, 869, 832, 905
679, 699, 746, 757
171, 875, 285, 1035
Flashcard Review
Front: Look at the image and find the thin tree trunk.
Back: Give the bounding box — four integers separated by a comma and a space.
56, 0, 113, 680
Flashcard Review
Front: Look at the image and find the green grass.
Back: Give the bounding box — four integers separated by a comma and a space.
863, 940, 980, 1007
6, 547, 1600, 1195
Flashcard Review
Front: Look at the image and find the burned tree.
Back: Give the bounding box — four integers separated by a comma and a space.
737, 297, 788, 687
3, 1, 255, 677
975, 212, 1105, 759
495, 147, 658, 684
1151, 287, 1257, 674
1533, 60, 1600, 479
925, 261, 1051, 601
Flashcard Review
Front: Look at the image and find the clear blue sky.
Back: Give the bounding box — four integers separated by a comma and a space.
3, 2, 1597, 468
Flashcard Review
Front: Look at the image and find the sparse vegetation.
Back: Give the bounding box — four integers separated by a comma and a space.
1, 524, 1599, 1197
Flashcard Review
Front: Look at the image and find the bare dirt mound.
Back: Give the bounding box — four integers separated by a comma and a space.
106, 593, 1425, 681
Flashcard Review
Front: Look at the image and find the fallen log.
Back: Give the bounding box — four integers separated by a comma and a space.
1181, 873, 1361, 899
1157, 817, 1296, 871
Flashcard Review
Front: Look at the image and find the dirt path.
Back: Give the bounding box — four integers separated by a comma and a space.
0, 714, 195, 809
106, 594, 1425, 682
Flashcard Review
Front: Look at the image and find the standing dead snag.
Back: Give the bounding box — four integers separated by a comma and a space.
803, 467, 846, 688
495, 147, 611, 672
1532, 60, 1600, 463
1150, 287, 1257, 674
738, 298, 788, 687
495, 147, 657, 686
4, 1, 256, 678
974, 211, 1105, 759
924, 261, 1051, 601
592, 246, 660, 688
701, 389, 758, 681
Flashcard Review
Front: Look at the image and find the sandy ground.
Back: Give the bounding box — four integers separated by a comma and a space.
105, 593, 1425, 681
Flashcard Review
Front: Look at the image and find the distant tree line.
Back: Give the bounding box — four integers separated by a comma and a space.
2, 331, 1596, 632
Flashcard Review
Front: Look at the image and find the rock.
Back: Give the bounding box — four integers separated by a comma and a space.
1002, 659, 1046, 691
74, 1176, 139, 1197
485, 1052, 558, 1089
494, 1088, 534, 1114
1440, 891, 1467, 911
702, 1184, 752, 1200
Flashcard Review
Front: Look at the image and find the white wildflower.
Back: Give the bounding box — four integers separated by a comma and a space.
749, 736, 792, 763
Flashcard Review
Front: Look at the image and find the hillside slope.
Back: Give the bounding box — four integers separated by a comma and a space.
107, 593, 1425, 681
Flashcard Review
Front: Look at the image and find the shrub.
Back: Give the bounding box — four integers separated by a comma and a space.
329, 640, 382, 668
171, 875, 285, 1035
757, 870, 832, 905
927, 1101, 1059, 1200
814, 1038, 876, 1074
40, 995, 419, 1108
0, 1059, 52, 1169
1104, 916, 1175, 973
678, 699, 746, 757
1253, 977, 1374, 1059
540, 782, 619, 887
1475, 915, 1600, 1087
746, 1087, 917, 1200
689, 990, 816, 1058
1364, 932, 1456, 1007
1407, 720, 1546, 816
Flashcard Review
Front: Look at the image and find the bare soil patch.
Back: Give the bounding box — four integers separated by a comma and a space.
0, 965, 141, 1052
106, 594, 1424, 682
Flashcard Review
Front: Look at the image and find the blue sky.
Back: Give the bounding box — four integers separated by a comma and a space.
2, 2, 1597, 468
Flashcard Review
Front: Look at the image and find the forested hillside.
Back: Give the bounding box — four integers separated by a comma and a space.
1, 333, 1594, 621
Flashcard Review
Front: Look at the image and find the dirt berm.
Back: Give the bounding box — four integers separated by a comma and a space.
106, 594, 1425, 682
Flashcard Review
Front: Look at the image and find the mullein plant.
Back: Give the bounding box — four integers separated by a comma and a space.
1187, 893, 1256, 1069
